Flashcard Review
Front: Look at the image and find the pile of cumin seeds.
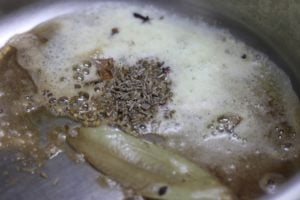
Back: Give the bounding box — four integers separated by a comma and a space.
46, 58, 174, 133
93, 58, 174, 133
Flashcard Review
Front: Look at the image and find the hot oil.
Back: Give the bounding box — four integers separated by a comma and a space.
0, 46, 75, 184
0, 2, 300, 200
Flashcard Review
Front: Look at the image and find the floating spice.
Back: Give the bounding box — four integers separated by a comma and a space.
111, 27, 119, 36
133, 12, 150, 23
93, 58, 173, 132
96, 58, 114, 80
42, 54, 173, 134
48, 57, 173, 134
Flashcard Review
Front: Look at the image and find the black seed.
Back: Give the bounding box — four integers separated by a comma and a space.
158, 186, 168, 196
133, 12, 150, 23
241, 54, 247, 59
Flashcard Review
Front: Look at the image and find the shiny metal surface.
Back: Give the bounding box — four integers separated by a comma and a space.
0, 1, 299, 200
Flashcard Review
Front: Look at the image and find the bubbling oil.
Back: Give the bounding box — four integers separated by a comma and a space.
0, 2, 300, 200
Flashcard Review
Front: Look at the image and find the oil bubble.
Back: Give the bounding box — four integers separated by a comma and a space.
68, 128, 78, 137
82, 60, 92, 68
57, 133, 66, 143
73, 73, 84, 81
48, 97, 57, 104
281, 143, 293, 152
94, 87, 101, 93
82, 68, 90, 75
80, 103, 89, 112
72, 65, 81, 72
74, 153, 85, 163
78, 91, 90, 101
259, 173, 285, 194
58, 96, 69, 105
25, 104, 36, 113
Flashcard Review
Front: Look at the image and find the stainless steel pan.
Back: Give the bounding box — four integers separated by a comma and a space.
0, 1, 299, 200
